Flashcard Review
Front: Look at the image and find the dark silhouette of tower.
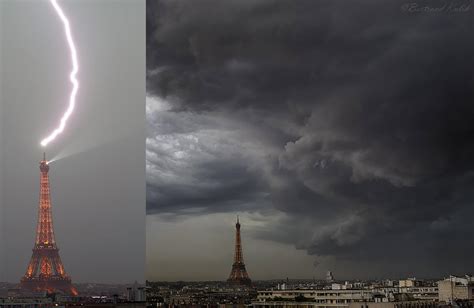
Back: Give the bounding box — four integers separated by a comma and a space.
20, 154, 77, 295
227, 216, 251, 285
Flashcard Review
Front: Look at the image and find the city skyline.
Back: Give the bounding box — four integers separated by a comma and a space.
146, 0, 474, 280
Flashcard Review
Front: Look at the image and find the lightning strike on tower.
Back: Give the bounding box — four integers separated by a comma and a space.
20, 153, 77, 295
40, 0, 79, 147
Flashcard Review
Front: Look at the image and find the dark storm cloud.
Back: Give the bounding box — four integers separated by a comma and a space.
146, 97, 274, 215
147, 0, 474, 276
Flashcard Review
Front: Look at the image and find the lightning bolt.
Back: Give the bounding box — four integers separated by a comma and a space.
41, 0, 79, 147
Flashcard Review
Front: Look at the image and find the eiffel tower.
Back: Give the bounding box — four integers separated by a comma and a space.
227, 216, 251, 286
20, 154, 77, 295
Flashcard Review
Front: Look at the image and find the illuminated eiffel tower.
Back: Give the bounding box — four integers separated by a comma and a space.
20, 154, 77, 295
227, 216, 251, 286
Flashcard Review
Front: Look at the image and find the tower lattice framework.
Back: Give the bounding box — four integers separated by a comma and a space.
20, 154, 77, 295
227, 217, 251, 285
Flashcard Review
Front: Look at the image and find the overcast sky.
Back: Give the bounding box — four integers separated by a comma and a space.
146, 0, 474, 280
1, 0, 145, 283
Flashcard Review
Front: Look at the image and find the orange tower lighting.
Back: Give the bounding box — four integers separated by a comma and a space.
20, 154, 77, 295
227, 216, 252, 286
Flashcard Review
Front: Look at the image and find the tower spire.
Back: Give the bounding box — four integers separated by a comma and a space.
20, 155, 77, 295
227, 216, 251, 286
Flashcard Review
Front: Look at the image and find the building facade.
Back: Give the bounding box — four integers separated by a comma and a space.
438, 276, 474, 303
254, 289, 375, 308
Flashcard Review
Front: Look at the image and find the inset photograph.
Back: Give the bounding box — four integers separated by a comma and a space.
1, 0, 146, 305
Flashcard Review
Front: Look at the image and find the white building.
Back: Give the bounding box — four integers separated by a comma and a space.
399, 278, 421, 288
254, 289, 375, 308
438, 275, 474, 303
126, 281, 146, 302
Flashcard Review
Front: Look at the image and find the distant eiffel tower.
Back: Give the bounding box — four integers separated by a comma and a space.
20, 154, 77, 295
227, 216, 251, 285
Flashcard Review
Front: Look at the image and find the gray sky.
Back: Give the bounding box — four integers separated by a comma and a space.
1, 0, 145, 283
146, 0, 474, 280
